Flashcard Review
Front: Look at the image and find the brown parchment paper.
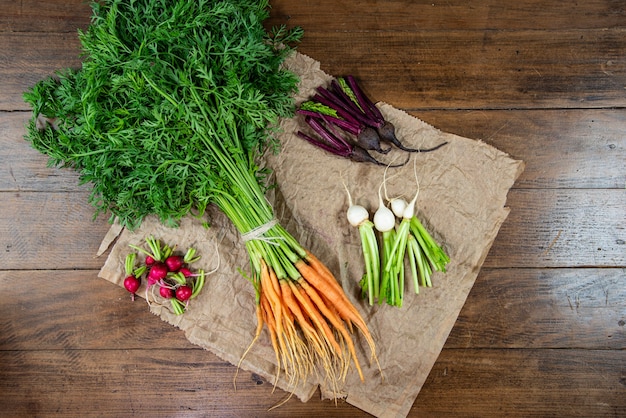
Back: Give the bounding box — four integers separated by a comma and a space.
98, 52, 524, 418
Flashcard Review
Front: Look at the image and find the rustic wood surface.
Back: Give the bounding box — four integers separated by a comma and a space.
1, 1, 625, 416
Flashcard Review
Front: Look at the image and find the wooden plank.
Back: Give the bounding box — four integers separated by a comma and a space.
0, 348, 369, 417
414, 109, 626, 189
3, 268, 623, 353
412, 348, 626, 416
3, 28, 626, 111
0, 270, 193, 351
1, 188, 623, 271
292, 29, 626, 110
3, 1, 624, 33
0, 112, 84, 192
1, 347, 623, 417
4, 108, 624, 192
0, 33, 82, 111
0, 1, 90, 32
485, 189, 626, 268
267, 0, 626, 31
446, 268, 626, 349
0, 192, 111, 270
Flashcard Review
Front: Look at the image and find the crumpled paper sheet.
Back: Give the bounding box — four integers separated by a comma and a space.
98, 52, 524, 418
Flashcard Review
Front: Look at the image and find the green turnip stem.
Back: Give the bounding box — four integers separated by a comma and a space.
378, 229, 396, 305
359, 221, 380, 305
410, 216, 450, 273
407, 235, 420, 294
383, 218, 411, 273
408, 234, 431, 290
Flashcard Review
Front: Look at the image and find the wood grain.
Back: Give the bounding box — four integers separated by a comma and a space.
485, 189, 626, 268
1, 0, 625, 416
413, 349, 626, 416
0, 270, 190, 351
0, 1, 91, 32
267, 0, 626, 31
0, 349, 370, 417
292, 29, 626, 110
4, 30, 626, 111
5, 110, 625, 192
0, 192, 111, 270
0, 33, 83, 111
414, 109, 626, 189
447, 268, 626, 349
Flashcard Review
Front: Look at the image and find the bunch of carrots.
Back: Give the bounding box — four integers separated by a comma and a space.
247, 252, 378, 394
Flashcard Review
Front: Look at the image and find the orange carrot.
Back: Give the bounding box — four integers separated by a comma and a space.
262, 261, 297, 379
260, 288, 281, 388
296, 258, 378, 368
280, 279, 335, 377
304, 251, 346, 295
298, 277, 363, 381
280, 279, 316, 338
288, 280, 343, 357
296, 259, 361, 324
319, 288, 354, 333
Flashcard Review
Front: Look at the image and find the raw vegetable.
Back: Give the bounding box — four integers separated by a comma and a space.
380, 162, 421, 306
372, 182, 399, 305
388, 162, 450, 298
348, 165, 450, 306
23, 0, 377, 392
408, 216, 450, 288
344, 183, 380, 306
297, 76, 448, 157
125, 236, 207, 315
296, 116, 408, 167
122, 252, 144, 300
299, 104, 390, 154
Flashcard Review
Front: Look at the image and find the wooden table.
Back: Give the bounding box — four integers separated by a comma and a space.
1, 1, 625, 416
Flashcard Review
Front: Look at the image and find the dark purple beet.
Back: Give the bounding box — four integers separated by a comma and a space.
356, 126, 392, 154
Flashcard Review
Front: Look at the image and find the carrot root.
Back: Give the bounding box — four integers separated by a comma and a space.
234, 302, 264, 390
244, 254, 381, 403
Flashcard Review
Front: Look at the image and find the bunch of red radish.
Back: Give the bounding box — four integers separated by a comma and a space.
122, 236, 205, 315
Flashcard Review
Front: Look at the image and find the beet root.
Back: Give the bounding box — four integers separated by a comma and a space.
377, 121, 448, 153
356, 126, 392, 154
349, 145, 410, 167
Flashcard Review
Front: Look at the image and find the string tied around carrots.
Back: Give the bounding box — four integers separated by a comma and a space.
240, 218, 284, 245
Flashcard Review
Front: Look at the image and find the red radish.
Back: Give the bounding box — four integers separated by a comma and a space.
123, 275, 141, 301
124, 275, 141, 293
179, 267, 192, 278
165, 255, 184, 272
145, 255, 155, 265
175, 285, 193, 302
159, 285, 174, 299
148, 262, 168, 280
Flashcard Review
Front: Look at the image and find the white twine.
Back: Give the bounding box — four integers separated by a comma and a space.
240, 218, 283, 245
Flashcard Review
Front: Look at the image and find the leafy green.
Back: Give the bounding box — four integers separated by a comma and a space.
24, 0, 303, 230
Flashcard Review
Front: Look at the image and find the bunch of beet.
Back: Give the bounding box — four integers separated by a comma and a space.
296, 76, 447, 166
123, 236, 206, 315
